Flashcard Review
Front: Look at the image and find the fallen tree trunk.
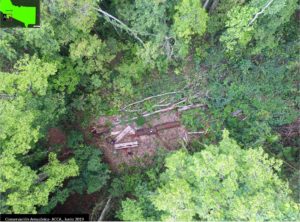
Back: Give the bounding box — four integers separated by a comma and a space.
95, 7, 144, 45
114, 103, 207, 126
178, 104, 207, 112
121, 91, 182, 111
98, 197, 112, 221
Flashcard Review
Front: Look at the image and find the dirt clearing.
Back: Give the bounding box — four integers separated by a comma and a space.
91, 111, 190, 171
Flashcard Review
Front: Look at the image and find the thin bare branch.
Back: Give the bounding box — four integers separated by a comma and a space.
152, 103, 171, 108
188, 131, 206, 135
178, 103, 207, 112
121, 91, 182, 111
95, 7, 145, 45
115, 103, 206, 125
203, 0, 210, 10
248, 0, 275, 26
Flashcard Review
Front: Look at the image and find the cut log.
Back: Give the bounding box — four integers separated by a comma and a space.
132, 122, 181, 137
134, 127, 157, 136
114, 141, 138, 149
155, 121, 181, 131
115, 126, 135, 143
111, 131, 121, 136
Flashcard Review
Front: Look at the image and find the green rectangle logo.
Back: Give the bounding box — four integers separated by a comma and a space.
0, 0, 40, 28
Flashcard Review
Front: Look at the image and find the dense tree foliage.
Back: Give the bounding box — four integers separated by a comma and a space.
0, 54, 78, 213
119, 131, 299, 221
221, 0, 298, 55
0, 0, 109, 214
0, 0, 298, 219
40, 131, 110, 213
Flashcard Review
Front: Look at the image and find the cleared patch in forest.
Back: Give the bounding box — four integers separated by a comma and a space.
90, 89, 206, 171
91, 112, 186, 171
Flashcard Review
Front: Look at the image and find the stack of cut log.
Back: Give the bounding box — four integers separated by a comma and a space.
111, 126, 138, 150
110, 121, 183, 150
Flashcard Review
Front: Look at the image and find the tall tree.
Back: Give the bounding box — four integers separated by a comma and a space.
119, 130, 300, 221
220, 0, 298, 55
0, 57, 79, 213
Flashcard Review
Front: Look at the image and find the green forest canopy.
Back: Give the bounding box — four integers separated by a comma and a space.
120, 130, 299, 221
0, 0, 299, 220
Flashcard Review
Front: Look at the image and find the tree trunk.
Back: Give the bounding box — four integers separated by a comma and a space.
98, 197, 112, 221
209, 0, 220, 13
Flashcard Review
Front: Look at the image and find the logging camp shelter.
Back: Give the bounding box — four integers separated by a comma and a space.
91, 112, 189, 171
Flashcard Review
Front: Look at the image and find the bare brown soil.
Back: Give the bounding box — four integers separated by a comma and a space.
47, 128, 67, 146
47, 127, 73, 161
91, 111, 189, 172
277, 117, 300, 146
52, 191, 103, 216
